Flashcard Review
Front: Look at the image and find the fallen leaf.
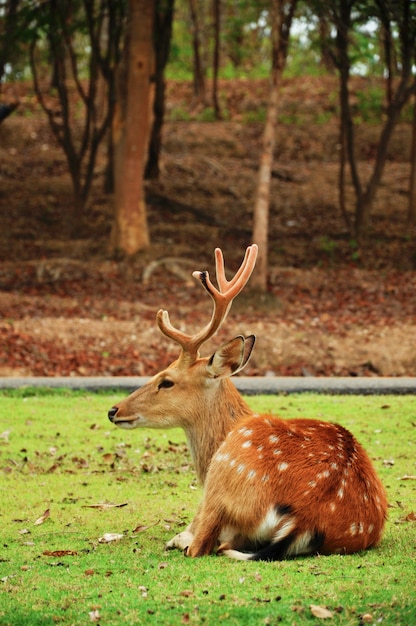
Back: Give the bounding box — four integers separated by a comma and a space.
34, 509, 50, 525
132, 519, 159, 533
43, 550, 78, 557
89, 609, 100, 623
404, 511, 416, 521
83, 502, 128, 510
180, 590, 194, 597
361, 614, 373, 623
398, 475, 416, 480
310, 604, 334, 619
0, 429, 10, 442
97, 532, 124, 543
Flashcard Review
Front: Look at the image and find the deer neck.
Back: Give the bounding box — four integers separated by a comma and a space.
184, 379, 253, 484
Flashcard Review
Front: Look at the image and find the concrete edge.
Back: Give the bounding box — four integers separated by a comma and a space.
1, 376, 416, 395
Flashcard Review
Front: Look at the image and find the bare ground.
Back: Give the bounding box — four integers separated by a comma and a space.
1, 77, 415, 378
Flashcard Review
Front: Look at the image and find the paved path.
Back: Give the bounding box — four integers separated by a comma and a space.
1, 376, 415, 394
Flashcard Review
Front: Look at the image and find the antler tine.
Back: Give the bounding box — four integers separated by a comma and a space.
214, 244, 258, 294
157, 245, 258, 361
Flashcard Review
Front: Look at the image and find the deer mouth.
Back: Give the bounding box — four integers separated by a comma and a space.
112, 417, 141, 429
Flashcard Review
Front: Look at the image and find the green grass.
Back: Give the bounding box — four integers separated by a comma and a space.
0, 390, 415, 625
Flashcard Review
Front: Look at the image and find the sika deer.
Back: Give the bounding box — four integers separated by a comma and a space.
108, 245, 387, 561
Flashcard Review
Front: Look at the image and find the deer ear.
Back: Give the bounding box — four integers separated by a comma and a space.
207, 335, 256, 379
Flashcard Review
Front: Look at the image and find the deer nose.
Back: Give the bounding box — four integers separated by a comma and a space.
108, 407, 118, 422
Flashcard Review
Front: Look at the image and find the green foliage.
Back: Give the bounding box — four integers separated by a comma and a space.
0, 390, 415, 624
354, 86, 385, 124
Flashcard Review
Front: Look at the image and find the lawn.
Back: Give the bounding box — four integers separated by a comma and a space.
0, 389, 415, 625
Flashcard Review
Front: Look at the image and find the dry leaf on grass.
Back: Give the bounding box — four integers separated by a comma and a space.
310, 604, 334, 619
33, 509, 50, 525
132, 520, 159, 533
43, 550, 78, 557
89, 609, 100, 622
398, 475, 416, 480
83, 502, 128, 510
98, 532, 124, 543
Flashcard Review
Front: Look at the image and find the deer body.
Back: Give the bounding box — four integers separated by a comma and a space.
108, 246, 387, 560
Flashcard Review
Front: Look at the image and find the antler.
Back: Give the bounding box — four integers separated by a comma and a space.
157, 244, 258, 361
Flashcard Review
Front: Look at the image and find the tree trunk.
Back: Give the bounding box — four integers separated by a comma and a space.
251, 70, 280, 290
212, 0, 221, 119
145, 0, 175, 180
189, 0, 206, 102
111, 0, 153, 256
355, 99, 403, 238
407, 94, 416, 226
251, 0, 297, 291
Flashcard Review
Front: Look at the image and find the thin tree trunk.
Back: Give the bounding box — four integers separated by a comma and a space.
252, 71, 280, 290
189, 0, 206, 101
212, 0, 221, 119
111, 0, 153, 256
251, 0, 297, 291
407, 94, 416, 226
145, 0, 175, 179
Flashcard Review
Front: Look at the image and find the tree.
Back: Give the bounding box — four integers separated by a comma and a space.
111, 0, 154, 256
26, 0, 121, 231
408, 94, 416, 226
145, 0, 175, 180
251, 0, 297, 290
322, 0, 416, 240
0, 0, 21, 86
188, 0, 207, 102
212, 0, 222, 119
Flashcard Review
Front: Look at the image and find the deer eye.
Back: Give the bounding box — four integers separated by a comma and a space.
158, 379, 174, 390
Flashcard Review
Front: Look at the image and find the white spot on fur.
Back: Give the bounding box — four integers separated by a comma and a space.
278, 462, 289, 472
243, 429, 253, 437
247, 469, 256, 480
368, 524, 374, 534
237, 463, 245, 474
330, 502, 336, 512
337, 487, 344, 499
242, 440, 252, 449
308, 480, 317, 488
273, 449, 282, 456
261, 474, 270, 483
350, 522, 357, 535
229, 459, 236, 468
269, 435, 279, 443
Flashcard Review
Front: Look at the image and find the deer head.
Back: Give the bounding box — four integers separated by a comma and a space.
108, 245, 258, 482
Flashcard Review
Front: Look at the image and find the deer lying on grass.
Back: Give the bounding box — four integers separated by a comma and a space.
108, 245, 387, 561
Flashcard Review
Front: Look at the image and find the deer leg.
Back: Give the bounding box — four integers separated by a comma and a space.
185, 509, 223, 557
165, 524, 194, 552
165, 502, 206, 551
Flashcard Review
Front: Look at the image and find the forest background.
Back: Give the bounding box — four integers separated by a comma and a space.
0, 0, 416, 379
